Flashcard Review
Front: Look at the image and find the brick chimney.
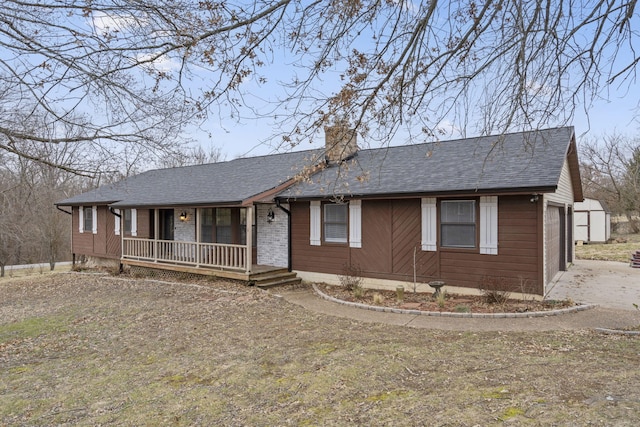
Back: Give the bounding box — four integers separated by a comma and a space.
324, 125, 358, 164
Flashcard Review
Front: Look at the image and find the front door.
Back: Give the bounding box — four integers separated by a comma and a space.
160, 209, 174, 240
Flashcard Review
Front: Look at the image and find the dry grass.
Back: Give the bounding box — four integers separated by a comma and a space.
575, 233, 640, 263
0, 263, 71, 282
1, 273, 640, 425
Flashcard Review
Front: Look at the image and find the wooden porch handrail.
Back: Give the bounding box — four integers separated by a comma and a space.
122, 238, 247, 270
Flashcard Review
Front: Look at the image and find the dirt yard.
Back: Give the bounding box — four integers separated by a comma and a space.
2, 273, 640, 425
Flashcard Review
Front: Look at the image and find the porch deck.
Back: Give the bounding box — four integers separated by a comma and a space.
121, 237, 300, 286
122, 258, 288, 282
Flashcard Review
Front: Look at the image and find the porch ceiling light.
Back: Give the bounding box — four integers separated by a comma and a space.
179, 211, 188, 221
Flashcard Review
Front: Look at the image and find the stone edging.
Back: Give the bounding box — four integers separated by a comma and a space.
311, 283, 597, 318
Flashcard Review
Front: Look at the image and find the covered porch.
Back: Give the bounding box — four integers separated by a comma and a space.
119, 204, 298, 286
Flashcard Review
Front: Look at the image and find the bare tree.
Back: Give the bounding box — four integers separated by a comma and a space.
1, 1, 639, 173
0, 117, 93, 274
154, 145, 226, 169
580, 133, 640, 233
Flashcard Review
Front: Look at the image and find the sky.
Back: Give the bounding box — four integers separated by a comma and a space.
8, 3, 636, 165
173, 4, 640, 161
82, 4, 640, 162
192, 83, 639, 161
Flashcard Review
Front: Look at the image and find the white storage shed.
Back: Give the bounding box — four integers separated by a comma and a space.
574, 198, 611, 243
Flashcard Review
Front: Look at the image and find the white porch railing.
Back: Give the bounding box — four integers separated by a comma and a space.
122, 238, 247, 270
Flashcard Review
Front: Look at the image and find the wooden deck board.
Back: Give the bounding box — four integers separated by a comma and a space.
122, 259, 286, 281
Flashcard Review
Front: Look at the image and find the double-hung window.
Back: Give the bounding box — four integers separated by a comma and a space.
440, 200, 476, 248
123, 209, 132, 234
216, 208, 232, 244
323, 203, 348, 243
83, 206, 93, 232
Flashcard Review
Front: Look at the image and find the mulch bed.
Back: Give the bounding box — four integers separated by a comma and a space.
316, 283, 575, 314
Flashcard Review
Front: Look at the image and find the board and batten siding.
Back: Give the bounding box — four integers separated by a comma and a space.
291, 195, 542, 294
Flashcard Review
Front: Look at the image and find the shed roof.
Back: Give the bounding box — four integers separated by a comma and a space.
278, 127, 581, 200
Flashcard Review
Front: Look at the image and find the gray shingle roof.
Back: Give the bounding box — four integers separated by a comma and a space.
56, 149, 323, 207
57, 127, 576, 207
278, 127, 576, 199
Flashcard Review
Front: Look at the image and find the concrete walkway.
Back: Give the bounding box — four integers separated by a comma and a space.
278, 260, 640, 332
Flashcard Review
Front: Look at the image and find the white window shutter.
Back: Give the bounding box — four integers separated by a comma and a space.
114, 209, 121, 235
78, 207, 84, 233
92, 206, 98, 234
349, 200, 362, 248
310, 201, 321, 246
131, 209, 137, 236
421, 198, 437, 251
480, 196, 498, 255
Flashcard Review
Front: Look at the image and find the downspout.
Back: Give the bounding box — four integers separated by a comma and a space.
108, 207, 123, 273
275, 199, 292, 272
108, 207, 122, 218
56, 206, 72, 215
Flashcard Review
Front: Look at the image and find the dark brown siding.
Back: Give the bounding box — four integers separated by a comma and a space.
291, 195, 542, 294
136, 209, 153, 239
104, 208, 120, 256
71, 206, 121, 259
391, 199, 438, 279
291, 201, 350, 274
351, 200, 392, 274
439, 196, 541, 294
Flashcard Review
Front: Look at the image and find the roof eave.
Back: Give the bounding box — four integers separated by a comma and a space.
275, 186, 558, 201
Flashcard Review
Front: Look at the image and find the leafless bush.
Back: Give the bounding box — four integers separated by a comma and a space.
338, 263, 363, 292
480, 276, 511, 305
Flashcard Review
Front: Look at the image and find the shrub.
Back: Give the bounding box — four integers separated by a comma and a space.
338, 263, 363, 292
480, 276, 511, 305
372, 293, 384, 305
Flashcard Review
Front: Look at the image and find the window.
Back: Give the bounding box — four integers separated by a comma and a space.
200, 208, 214, 243
441, 200, 476, 248
120, 209, 137, 236
83, 206, 93, 232
216, 208, 232, 244
324, 203, 348, 243
239, 208, 256, 246
123, 209, 132, 233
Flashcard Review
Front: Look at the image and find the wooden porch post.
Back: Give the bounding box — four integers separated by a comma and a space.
196, 208, 201, 266
154, 209, 159, 263
245, 205, 253, 274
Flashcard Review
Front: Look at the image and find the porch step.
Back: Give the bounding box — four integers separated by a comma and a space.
253, 270, 302, 288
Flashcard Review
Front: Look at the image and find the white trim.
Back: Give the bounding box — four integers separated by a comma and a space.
310, 201, 321, 246
114, 209, 121, 235
92, 206, 98, 234
78, 207, 84, 233
479, 196, 498, 255
421, 198, 437, 251
131, 209, 137, 237
349, 200, 362, 248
